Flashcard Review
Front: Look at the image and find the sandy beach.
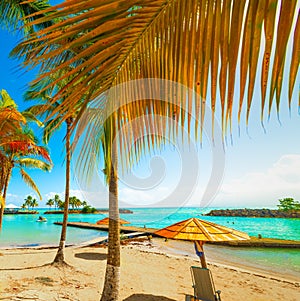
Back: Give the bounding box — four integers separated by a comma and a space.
0, 239, 299, 301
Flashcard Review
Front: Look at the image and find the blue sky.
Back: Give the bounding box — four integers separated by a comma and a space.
1, 2, 300, 209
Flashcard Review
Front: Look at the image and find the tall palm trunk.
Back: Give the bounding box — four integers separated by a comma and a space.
53, 117, 73, 263
0, 165, 12, 230
100, 119, 120, 301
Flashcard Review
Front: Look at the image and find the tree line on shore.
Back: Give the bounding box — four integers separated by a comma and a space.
20, 194, 95, 213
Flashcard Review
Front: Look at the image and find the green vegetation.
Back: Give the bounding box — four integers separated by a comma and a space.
81, 205, 97, 214
44, 196, 94, 213
277, 198, 300, 212
22, 195, 39, 211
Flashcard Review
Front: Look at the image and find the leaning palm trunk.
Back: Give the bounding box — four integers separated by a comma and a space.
100, 120, 120, 301
53, 117, 73, 263
0, 166, 12, 230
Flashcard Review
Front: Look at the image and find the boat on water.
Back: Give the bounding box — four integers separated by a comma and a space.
37, 216, 47, 222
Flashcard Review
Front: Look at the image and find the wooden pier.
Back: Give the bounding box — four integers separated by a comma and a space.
54, 221, 158, 236
54, 222, 300, 248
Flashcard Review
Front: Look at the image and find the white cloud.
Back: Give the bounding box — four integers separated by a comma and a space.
45, 191, 64, 200
7, 193, 19, 199
119, 186, 170, 206
211, 154, 300, 207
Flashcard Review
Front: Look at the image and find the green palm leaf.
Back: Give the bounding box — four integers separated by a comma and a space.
17, 158, 52, 171
0, 89, 18, 108
0, 0, 54, 34
19, 168, 42, 199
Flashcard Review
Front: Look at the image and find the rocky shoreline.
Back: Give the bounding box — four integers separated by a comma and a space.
205, 208, 300, 218
3, 210, 38, 215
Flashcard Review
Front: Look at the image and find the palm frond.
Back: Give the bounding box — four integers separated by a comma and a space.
13, 0, 300, 183
0, 107, 26, 134
21, 111, 44, 127
268, 0, 297, 114
289, 12, 300, 107
17, 1, 299, 133
0, 0, 54, 34
19, 168, 42, 199
0, 89, 18, 108
18, 157, 52, 171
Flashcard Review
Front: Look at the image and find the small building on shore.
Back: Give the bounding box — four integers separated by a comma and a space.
4, 203, 20, 214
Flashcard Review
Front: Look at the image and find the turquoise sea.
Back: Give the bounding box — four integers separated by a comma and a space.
1, 207, 299, 280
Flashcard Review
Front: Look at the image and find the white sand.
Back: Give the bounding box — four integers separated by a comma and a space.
0, 240, 299, 300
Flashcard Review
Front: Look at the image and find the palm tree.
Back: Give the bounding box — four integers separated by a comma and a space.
0, 91, 52, 229
57, 200, 65, 210
11, 1, 299, 299
25, 102, 76, 263
74, 197, 82, 210
69, 196, 82, 210
68, 196, 76, 210
24, 195, 33, 210
31, 198, 38, 211
0, 131, 52, 228
46, 198, 54, 210
53, 194, 61, 211
23, 68, 88, 264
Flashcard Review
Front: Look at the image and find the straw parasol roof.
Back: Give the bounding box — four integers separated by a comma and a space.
96, 217, 130, 225
155, 217, 249, 268
155, 217, 250, 242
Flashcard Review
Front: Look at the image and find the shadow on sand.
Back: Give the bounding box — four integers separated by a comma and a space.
74, 252, 107, 261
123, 294, 176, 301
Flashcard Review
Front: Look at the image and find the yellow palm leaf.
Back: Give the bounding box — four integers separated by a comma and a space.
14, 0, 299, 146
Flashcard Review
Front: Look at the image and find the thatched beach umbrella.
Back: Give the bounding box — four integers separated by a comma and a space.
96, 217, 130, 226
155, 217, 249, 268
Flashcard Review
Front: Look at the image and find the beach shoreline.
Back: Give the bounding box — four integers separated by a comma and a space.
1, 236, 300, 281
1, 238, 299, 301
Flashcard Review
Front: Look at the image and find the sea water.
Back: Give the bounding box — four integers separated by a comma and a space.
1, 207, 299, 280
1, 207, 300, 247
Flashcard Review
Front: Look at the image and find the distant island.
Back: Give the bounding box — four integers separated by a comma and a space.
204, 208, 300, 218
205, 198, 300, 218
44, 208, 133, 214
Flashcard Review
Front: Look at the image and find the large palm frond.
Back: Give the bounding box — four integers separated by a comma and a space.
15, 0, 299, 135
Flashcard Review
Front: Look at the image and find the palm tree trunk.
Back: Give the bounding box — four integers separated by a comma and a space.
0, 166, 12, 230
53, 117, 73, 263
100, 120, 120, 301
